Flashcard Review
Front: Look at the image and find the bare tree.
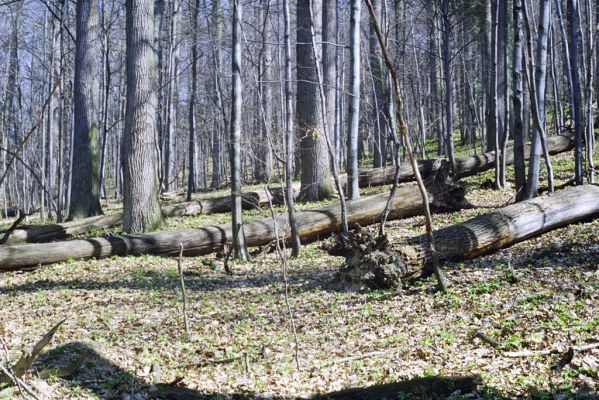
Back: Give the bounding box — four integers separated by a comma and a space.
187, 0, 199, 199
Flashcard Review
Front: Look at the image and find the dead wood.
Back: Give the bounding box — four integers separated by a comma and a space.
330, 184, 599, 288
0, 179, 467, 271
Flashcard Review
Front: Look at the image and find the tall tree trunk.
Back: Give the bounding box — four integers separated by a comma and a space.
163, 0, 179, 192
440, 0, 456, 172
296, 0, 331, 201
512, 0, 527, 199
369, 0, 388, 168
187, 0, 199, 199
523, 0, 552, 199
230, 0, 249, 260
255, 0, 273, 183
210, 0, 224, 188
347, 0, 361, 200
569, 0, 584, 184
283, 0, 301, 256
322, 0, 336, 150
123, 0, 163, 232
498, 0, 510, 187
69, 0, 103, 220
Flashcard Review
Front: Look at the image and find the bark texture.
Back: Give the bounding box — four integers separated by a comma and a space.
333, 185, 599, 288
296, 0, 331, 200
123, 0, 162, 232
69, 0, 103, 219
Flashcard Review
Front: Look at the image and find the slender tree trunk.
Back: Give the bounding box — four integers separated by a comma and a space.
347, 0, 361, 201
187, 0, 199, 200
441, 0, 456, 172
69, 0, 103, 220
230, 0, 249, 260
512, 0, 527, 199
283, 0, 301, 256
568, 0, 584, 184
369, 0, 388, 168
523, 0, 553, 199
123, 0, 163, 233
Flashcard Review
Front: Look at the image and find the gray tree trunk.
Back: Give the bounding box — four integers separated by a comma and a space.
283, 0, 301, 256
123, 0, 163, 232
230, 0, 249, 260
512, 0, 527, 199
255, 0, 273, 183
369, 0, 388, 168
69, 0, 103, 220
440, 0, 456, 171
568, 0, 584, 184
523, 0, 552, 199
347, 0, 361, 200
296, 0, 331, 201
187, 0, 199, 199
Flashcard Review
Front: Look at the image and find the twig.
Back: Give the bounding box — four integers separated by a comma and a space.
0, 364, 41, 400
177, 243, 190, 338
504, 342, 599, 358
332, 351, 388, 364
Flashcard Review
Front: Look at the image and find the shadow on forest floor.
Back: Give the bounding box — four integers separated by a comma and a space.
33, 342, 598, 400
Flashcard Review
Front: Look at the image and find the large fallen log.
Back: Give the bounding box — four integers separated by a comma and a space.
331, 184, 599, 288
0, 180, 467, 271
0, 192, 271, 245
357, 133, 574, 187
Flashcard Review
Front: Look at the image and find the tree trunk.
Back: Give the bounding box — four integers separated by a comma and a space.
347, 0, 361, 200
523, 0, 552, 199
512, 0, 527, 197
440, 0, 456, 171
123, 0, 163, 233
569, 0, 584, 184
69, 0, 103, 220
283, 0, 301, 256
369, 0, 388, 168
187, 0, 199, 199
296, 0, 331, 201
230, 0, 249, 260
0, 180, 467, 271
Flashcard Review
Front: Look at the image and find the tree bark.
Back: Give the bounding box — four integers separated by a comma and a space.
347, 0, 361, 200
369, 0, 388, 168
296, 0, 331, 200
512, 0, 527, 197
69, 0, 103, 220
229, 0, 249, 260
356, 134, 573, 187
336, 184, 599, 286
123, 0, 163, 232
0, 180, 467, 271
187, 0, 199, 199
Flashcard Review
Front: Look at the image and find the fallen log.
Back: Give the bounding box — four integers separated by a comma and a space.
331, 184, 599, 288
357, 133, 574, 187
1, 192, 269, 245
0, 179, 467, 271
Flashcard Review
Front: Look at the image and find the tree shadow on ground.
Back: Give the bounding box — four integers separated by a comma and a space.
33, 342, 597, 400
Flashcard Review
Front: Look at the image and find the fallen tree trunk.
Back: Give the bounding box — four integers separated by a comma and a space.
332, 184, 599, 288
357, 134, 574, 187
1, 192, 270, 245
0, 180, 467, 271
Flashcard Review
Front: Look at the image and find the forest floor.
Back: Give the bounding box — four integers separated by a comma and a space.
0, 151, 598, 399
